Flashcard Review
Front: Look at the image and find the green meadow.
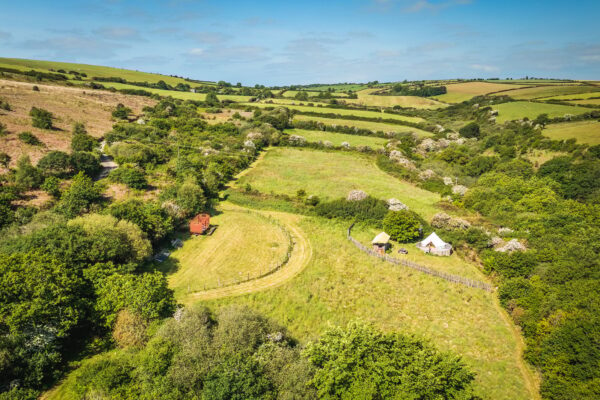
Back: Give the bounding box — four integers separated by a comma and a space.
491, 101, 591, 123
237, 147, 441, 219
245, 102, 424, 123
293, 115, 432, 137
543, 120, 600, 145
284, 128, 389, 147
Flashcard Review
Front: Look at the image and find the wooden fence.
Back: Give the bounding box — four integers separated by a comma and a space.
347, 224, 494, 292
190, 210, 295, 293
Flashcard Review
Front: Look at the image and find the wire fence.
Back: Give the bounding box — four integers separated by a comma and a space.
189, 210, 295, 293
347, 224, 494, 292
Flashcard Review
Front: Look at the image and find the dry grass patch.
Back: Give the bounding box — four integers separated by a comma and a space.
0, 79, 154, 166
434, 82, 528, 103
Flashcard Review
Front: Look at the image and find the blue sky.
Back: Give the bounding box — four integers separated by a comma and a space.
0, 0, 599, 85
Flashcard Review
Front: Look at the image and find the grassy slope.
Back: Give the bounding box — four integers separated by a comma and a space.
236, 147, 441, 219
203, 214, 533, 400
491, 101, 591, 123
166, 210, 289, 296
434, 82, 529, 103
544, 91, 600, 100
495, 85, 600, 100
293, 115, 433, 137
543, 120, 600, 145
246, 102, 424, 123
284, 128, 388, 147
346, 88, 447, 109
0, 57, 210, 86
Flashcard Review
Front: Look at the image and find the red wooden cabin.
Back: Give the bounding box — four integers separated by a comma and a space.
190, 213, 210, 235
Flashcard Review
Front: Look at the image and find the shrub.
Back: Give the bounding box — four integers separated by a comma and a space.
383, 210, 421, 242
41, 176, 61, 198
112, 103, 132, 120
176, 179, 207, 216
37, 150, 71, 176
0, 122, 7, 136
112, 309, 148, 349
18, 132, 43, 146
109, 165, 147, 189
58, 172, 102, 217
0, 152, 10, 168
32, 85, 39, 91
71, 124, 96, 152
29, 107, 53, 129
459, 122, 480, 138
70, 151, 101, 177
315, 196, 388, 226
15, 155, 43, 189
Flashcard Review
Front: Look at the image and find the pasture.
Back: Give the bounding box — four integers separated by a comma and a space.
496, 85, 599, 100
284, 128, 388, 147
293, 115, 432, 137
245, 102, 424, 123
543, 121, 600, 145
236, 147, 441, 219
281, 90, 321, 98
570, 98, 600, 106
166, 210, 290, 297
346, 88, 446, 109
491, 101, 591, 123
0, 57, 209, 86
542, 91, 600, 100
434, 81, 528, 103
204, 212, 535, 400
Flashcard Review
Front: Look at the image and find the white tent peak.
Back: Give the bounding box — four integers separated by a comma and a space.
420, 232, 448, 248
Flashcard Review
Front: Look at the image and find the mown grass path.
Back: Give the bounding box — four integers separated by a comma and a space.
182, 203, 313, 303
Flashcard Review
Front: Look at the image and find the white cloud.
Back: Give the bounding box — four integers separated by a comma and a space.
188, 48, 205, 56
470, 64, 499, 72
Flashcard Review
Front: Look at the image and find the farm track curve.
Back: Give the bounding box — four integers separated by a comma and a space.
185, 203, 312, 302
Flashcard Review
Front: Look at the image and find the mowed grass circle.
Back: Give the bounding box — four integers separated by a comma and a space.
168, 210, 290, 297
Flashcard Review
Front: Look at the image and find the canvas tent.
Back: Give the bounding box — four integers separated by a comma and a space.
416, 232, 452, 256
372, 232, 390, 255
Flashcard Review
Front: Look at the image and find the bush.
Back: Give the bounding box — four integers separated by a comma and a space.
58, 172, 102, 217
37, 151, 71, 176
41, 176, 61, 198
0, 152, 10, 168
71, 124, 96, 152
112, 309, 147, 349
112, 103, 132, 120
176, 180, 207, 216
0, 122, 7, 136
70, 151, 101, 177
459, 122, 480, 138
15, 155, 43, 189
29, 107, 53, 129
109, 165, 147, 189
18, 132, 43, 146
314, 196, 388, 226
383, 210, 422, 242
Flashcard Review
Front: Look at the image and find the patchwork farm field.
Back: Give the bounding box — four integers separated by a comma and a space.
346, 88, 446, 109
570, 98, 600, 106
204, 213, 534, 400
246, 102, 424, 123
543, 120, 600, 145
542, 91, 600, 100
434, 81, 528, 103
496, 85, 600, 100
491, 101, 591, 123
284, 128, 388, 147
293, 115, 432, 137
237, 147, 441, 218
167, 210, 289, 297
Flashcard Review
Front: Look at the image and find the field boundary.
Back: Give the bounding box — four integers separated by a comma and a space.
347, 224, 494, 291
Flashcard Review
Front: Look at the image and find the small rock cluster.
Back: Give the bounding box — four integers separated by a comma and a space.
495, 238, 527, 253
431, 212, 471, 230
389, 150, 416, 169
387, 198, 409, 211
347, 190, 368, 201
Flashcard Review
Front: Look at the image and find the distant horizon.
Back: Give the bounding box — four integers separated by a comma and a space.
1, 56, 591, 88
1, 0, 599, 85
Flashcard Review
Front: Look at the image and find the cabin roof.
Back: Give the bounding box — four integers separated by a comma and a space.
372, 232, 390, 244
